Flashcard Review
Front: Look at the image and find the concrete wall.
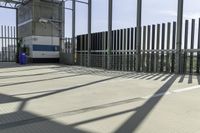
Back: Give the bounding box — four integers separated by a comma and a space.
18, 1, 32, 38
18, 0, 63, 38
32, 0, 61, 37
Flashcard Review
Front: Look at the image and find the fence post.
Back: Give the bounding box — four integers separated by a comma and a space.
176, 0, 184, 74
197, 18, 200, 73
156, 24, 160, 72
142, 26, 146, 72
88, 0, 92, 67
16, 8, 19, 63
171, 22, 177, 73
72, 0, 76, 65
151, 25, 155, 72
166, 22, 171, 72
136, 0, 142, 72
190, 19, 195, 74
107, 0, 113, 70
160, 23, 165, 72
146, 25, 151, 72
183, 20, 188, 73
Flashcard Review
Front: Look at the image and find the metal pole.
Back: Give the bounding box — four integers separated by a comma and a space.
72, 0, 76, 64
61, 1, 65, 52
176, 0, 184, 74
16, 8, 19, 63
88, 0, 92, 67
136, 0, 142, 72
107, 0, 113, 69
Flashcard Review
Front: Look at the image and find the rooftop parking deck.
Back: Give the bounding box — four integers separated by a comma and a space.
0, 63, 200, 133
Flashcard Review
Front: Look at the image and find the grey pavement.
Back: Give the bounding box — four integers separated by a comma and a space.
0, 63, 200, 133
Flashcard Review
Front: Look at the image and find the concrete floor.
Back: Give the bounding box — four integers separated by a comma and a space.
0, 63, 200, 133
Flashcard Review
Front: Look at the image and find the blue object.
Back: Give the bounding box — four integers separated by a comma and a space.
32, 45, 60, 51
19, 52, 27, 65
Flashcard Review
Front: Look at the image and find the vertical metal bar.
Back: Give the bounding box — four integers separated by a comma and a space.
83, 35, 85, 66
123, 29, 127, 71
166, 22, 171, 72
85, 34, 88, 66
88, 0, 92, 67
14, 26, 16, 61
1, 26, 3, 62
142, 26, 146, 72
8, 26, 10, 62
97, 33, 99, 67
113, 30, 117, 70
76, 36, 79, 64
60, 1, 65, 54
151, 25, 155, 72
160, 23, 165, 72
11, 26, 13, 61
1, 26, 4, 62
100, 32, 103, 68
116, 30, 119, 70
117, 30, 120, 70
156, 24, 160, 72
94, 33, 97, 67
127, 28, 130, 71
176, 0, 184, 74
4, 26, 7, 62
16, 8, 19, 63
134, 28, 137, 71
107, 0, 113, 69
80, 35, 83, 66
171, 22, 176, 73
183, 20, 188, 73
105, 32, 108, 68
103, 32, 107, 69
101, 33, 103, 68
125, 29, 128, 71
63, 1, 65, 52
136, 0, 142, 72
72, 0, 76, 64
102, 32, 104, 68
122, 29, 124, 71
112, 31, 114, 69
99, 33, 101, 67
197, 18, 200, 73
190, 19, 195, 74
146, 25, 151, 72
120, 29, 123, 70
130, 28, 134, 71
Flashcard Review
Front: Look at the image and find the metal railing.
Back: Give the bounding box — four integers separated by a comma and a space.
0, 25, 17, 62
76, 18, 200, 74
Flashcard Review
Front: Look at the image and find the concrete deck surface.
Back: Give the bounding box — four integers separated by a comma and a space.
0, 63, 200, 133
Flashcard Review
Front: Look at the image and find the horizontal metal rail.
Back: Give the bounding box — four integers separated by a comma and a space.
77, 49, 200, 53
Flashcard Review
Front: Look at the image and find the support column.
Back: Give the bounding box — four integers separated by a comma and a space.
88, 0, 92, 67
136, 0, 142, 72
72, 0, 76, 64
61, 1, 65, 53
107, 0, 113, 69
176, 0, 184, 74
16, 8, 19, 63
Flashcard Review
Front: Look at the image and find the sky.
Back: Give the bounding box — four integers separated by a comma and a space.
0, 0, 200, 38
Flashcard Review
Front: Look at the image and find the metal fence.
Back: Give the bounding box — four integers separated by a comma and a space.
0, 26, 17, 62
77, 18, 200, 74
63, 38, 73, 54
